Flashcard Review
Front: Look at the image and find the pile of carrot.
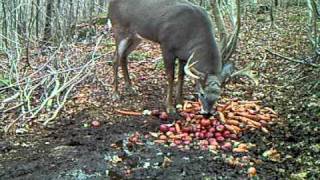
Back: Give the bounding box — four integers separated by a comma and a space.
215, 100, 277, 134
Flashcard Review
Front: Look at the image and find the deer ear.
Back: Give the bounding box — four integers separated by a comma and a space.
220, 63, 234, 82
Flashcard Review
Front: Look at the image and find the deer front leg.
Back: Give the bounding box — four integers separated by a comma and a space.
162, 50, 176, 114
112, 51, 120, 100
176, 60, 185, 105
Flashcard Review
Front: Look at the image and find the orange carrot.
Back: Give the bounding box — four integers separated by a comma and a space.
225, 124, 241, 134
232, 116, 251, 123
218, 112, 226, 123
238, 143, 248, 149
221, 102, 233, 112
264, 107, 277, 115
235, 112, 259, 120
238, 100, 262, 104
226, 119, 240, 126
258, 114, 272, 121
175, 123, 181, 133
233, 147, 248, 153
227, 112, 235, 118
115, 109, 142, 116
247, 119, 262, 127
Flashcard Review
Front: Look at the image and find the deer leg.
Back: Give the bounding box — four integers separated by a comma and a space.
162, 50, 176, 114
121, 35, 141, 94
112, 32, 129, 100
176, 60, 185, 105
112, 49, 121, 101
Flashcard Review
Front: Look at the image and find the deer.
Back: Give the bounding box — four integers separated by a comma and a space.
108, 0, 257, 115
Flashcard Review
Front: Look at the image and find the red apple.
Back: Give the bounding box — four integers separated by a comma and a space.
205, 132, 214, 138
221, 142, 232, 151
209, 127, 216, 133
216, 125, 225, 132
91, 120, 101, 128
223, 130, 231, 138
216, 136, 225, 142
169, 127, 176, 133
159, 124, 169, 132
215, 132, 222, 138
200, 119, 211, 127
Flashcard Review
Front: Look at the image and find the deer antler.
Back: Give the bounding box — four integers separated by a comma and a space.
184, 52, 208, 80
231, 62, 259, 86
184, 52, 201, 79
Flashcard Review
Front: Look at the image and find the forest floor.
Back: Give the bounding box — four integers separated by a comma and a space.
0, 7, 319, 180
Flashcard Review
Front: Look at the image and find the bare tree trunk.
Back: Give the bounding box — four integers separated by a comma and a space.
211, 0, 241, 62
68, 0, 74, 40
1, 0, 8, 48
221, 0, 241, 62
211, 0, 227, 49
43, 0, 54, 43
35, 0, 40, 38
307, 0, 318, 50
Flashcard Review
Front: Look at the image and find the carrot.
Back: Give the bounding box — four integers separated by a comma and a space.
184, 108, 194, 113
238, 100, 262, 104
247, 109, 257, 115
233, 147, 248, 153
246, 124, 259, 129
264, 107, 277, 115
225, 124, 241, 134
232, 116, 251, 124
175, 123, 181, 133
235, 107, 246, 112
218, 112, 226, 123
247, 119, 262, 127
270, 114, 278, 118
227, 112, 235, 118
235, 112, 259, 120
261, 127, 269, 134
226, 119, 240, 126
221, 102, 233, 112
154, 140, 166, 144
183, 101, 190, 111
238, 143, 248, 149
232, 116, 261, 128
216, 107, 223, 112
258, 114, 272, 121
115, 109, 142, 116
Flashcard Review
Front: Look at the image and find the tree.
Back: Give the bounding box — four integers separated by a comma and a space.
43, 0, 54, 43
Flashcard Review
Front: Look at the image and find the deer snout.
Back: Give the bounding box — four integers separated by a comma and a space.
199, 101, 216, 115
199, 108, 216, 116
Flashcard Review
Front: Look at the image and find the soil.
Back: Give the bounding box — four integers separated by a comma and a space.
0, 7, 319, 180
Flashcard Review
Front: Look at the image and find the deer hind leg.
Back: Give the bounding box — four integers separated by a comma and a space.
162, 49, 176, 114
120, 34, 141, 94
176, 60, 186, 105
112, 30, 129, 100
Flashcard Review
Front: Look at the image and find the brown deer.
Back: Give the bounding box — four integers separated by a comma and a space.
108, 0, 255, 114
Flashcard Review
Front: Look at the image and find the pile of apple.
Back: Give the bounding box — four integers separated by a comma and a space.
151, 100, 277, 151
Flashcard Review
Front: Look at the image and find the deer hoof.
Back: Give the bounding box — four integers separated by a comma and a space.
112, 92, 121, 101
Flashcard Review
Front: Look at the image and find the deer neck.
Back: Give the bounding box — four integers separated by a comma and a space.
190, 39, 222, 76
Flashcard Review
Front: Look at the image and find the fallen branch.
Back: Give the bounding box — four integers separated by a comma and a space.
265, 49, 320, 68
115, 109, 142, 116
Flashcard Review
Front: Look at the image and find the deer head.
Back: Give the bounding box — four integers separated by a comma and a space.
185, 53, 257, 115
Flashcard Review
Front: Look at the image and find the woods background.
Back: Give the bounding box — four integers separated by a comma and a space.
0, 0, 319, 132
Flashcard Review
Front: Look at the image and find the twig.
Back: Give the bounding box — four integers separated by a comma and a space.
265, 49, 320, 68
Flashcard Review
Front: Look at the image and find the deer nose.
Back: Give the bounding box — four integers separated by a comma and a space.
200, 108, 217, 116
